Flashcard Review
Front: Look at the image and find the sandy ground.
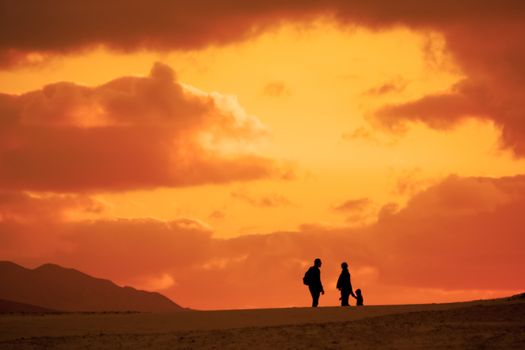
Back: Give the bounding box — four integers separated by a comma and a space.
1, 297, 524, 349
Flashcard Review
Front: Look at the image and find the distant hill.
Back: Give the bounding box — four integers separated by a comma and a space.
0, 298, 58, 313
0, 261, 182, 312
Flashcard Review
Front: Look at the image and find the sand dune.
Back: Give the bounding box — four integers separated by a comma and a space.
1, 295, 524, 349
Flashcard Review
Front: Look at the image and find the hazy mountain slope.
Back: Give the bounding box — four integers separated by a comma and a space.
0, 261, 182, 312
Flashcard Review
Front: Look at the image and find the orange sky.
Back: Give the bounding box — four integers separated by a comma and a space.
1, 2, 524, 309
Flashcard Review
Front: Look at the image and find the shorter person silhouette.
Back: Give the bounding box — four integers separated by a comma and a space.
355, 288, 364, 306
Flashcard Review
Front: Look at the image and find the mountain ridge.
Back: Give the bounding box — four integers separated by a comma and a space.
0, 261, 182, 312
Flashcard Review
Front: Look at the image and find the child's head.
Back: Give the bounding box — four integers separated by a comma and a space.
356, 289, 362, 296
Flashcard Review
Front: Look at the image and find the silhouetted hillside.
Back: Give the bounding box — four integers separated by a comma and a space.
0, 261, 182, 312
0, 298, 58, 313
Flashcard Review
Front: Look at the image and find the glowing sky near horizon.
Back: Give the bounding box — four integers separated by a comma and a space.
1, 1, 524, 309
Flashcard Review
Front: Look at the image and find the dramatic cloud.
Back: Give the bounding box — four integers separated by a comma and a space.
1, 1, 525, 309
333, 198, 371, 213
0, 62, 279, 192
371, 175, 525, 290
0, 191, 106, 259
0, 0, 316, 68
344, 4, 525, 156
2, 174, 524, 309
230, 191, 291, 208
333, 198, 375, 225
391, 169, 434, 197
0, 191, 103, 222
2, 1, 521, 61
363, 78, 407, 96
375, 80, 493, 131
4, 1, 523, 154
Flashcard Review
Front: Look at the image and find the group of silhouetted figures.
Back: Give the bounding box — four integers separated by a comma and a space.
303, 258, 364, 307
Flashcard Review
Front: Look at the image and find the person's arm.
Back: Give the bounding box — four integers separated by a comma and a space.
349, 275, 357, 298
319, 270, 325, 294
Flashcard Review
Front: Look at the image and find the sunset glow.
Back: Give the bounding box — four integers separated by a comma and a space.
1, 2, 524, 309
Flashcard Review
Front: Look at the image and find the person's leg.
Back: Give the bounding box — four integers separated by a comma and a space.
341, 290, 349, 306
309, 287, 319, 307
313, 291, 319, 307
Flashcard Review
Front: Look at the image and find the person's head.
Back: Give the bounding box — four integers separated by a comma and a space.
314, 258, 322, 267
356, 289, 362, 296
341, 262, 348, 270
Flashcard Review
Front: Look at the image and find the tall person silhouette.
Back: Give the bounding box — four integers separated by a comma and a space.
336, 262, 357, 306
303, 258, 325, 307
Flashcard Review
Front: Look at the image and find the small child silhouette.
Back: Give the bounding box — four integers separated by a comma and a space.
355, 289, 364, 306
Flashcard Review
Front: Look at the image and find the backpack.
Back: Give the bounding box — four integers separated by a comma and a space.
303, 268, 312, 286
